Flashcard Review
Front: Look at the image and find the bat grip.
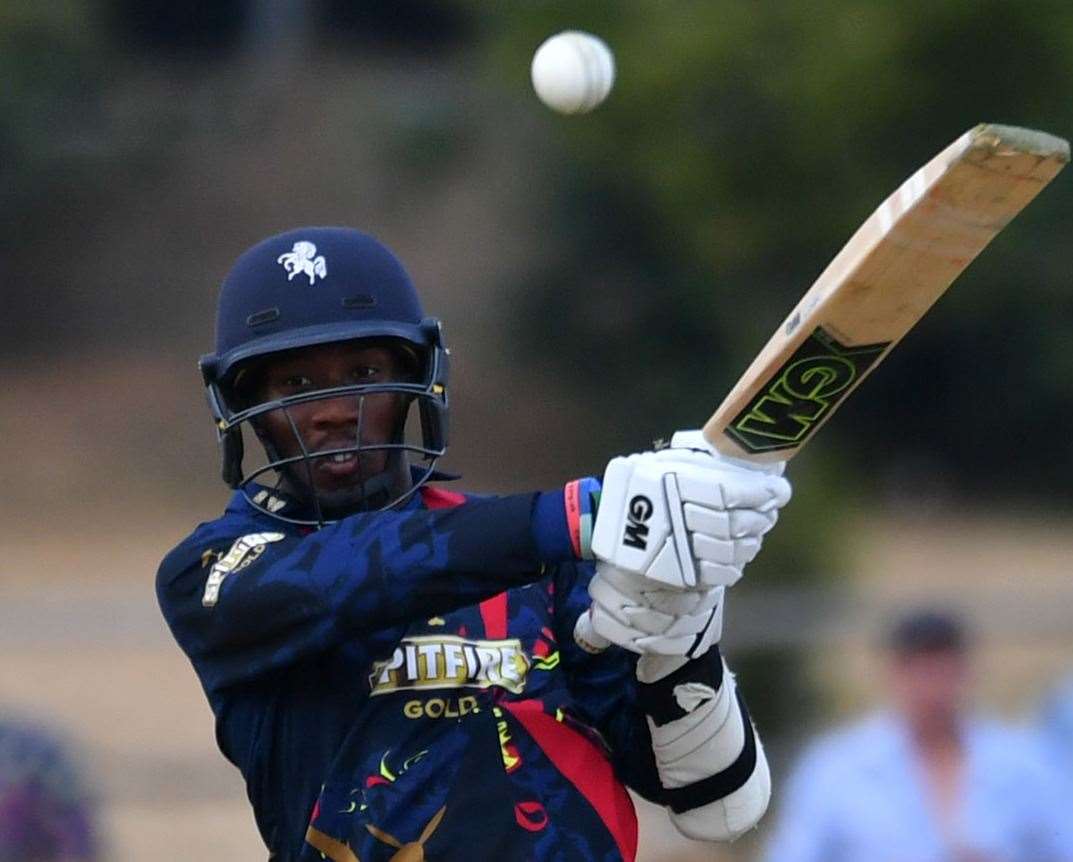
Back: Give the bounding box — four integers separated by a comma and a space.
573, 608, 611, 654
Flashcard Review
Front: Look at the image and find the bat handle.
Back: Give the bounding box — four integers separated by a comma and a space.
573, 608, 611, 654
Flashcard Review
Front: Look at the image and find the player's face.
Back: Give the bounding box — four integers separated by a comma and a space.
889, 649, 970, 729
254, 341, 414, 511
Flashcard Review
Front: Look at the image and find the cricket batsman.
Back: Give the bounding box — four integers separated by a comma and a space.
157, 227, 792, 861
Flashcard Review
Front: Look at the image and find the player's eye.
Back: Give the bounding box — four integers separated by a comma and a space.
352, 365, 381, 381
281, 374, 314, 391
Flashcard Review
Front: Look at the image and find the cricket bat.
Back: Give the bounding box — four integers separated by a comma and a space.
575, 124, 1067, 654
705, 123, 1068, 461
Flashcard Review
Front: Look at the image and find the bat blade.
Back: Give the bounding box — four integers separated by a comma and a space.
704, 124, 1069, 462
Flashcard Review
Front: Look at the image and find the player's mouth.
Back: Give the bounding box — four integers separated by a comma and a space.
315, 451, 363, 479
310, 447, 390, 487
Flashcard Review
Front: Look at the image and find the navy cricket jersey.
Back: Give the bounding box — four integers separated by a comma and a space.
157, 483, 666, 861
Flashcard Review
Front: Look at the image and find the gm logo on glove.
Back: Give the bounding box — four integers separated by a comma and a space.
623, 494, 653, 550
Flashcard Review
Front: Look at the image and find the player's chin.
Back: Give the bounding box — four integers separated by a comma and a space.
311, 485, 374, 517
303, 474, 380, 516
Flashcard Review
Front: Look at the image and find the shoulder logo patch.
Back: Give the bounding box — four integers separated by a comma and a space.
252, 489, 288, 513
277, 241, 327, 285
202, 532, 285, 607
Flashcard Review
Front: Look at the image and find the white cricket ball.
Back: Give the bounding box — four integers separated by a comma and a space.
530, 31, 615, 115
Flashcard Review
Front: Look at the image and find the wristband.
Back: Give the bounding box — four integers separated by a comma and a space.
564, 477, 601, 559
531, 477, 602, 562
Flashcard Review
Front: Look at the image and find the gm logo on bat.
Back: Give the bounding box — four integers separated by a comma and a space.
727, 327, 890, 454
623, 494, 653, 550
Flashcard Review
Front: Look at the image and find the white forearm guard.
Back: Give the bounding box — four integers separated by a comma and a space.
639, 651, 770, 842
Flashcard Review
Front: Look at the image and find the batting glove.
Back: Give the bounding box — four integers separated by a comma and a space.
590, 430, 790, 589
582, 563, 726, 658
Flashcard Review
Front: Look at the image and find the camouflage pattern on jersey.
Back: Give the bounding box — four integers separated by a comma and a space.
158, 484, 661, 861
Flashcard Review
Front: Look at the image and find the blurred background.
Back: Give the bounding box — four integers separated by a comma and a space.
3, 1, 1072, 859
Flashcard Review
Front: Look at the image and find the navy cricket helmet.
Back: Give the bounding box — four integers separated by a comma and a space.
200, 227, 449, 523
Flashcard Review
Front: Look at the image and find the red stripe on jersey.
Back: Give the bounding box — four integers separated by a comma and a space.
505, 700, 638, 861
479, 592, 508, 640
420, 486, 468, 509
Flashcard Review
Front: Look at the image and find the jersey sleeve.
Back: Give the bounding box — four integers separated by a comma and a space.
158, 493, 567, 693
551, 559, 665, 802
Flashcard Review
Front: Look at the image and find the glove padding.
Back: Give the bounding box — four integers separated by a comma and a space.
591, 430, 791, 589
583, 562, 725, 658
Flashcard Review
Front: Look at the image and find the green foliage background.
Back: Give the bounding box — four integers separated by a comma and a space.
478, 1, 1073, 499
473, 2, 1073, 734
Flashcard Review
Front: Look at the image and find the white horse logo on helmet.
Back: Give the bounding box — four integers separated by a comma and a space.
277, 241, 327, 285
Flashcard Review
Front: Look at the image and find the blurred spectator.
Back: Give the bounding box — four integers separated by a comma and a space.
762, 608, 1073, 862
0, 717, 98, 862
1035, 673, 1073, 794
